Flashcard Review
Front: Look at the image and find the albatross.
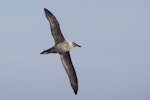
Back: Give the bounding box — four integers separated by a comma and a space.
40, 8, 81, 95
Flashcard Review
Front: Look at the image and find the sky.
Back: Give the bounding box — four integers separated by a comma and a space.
0, 0, 150, 100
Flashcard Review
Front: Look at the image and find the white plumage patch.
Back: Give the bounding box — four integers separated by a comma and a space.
68, 42, 74, 48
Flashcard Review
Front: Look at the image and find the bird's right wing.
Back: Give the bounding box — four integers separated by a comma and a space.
60, 52, 78, 94
44, 8, 65, 44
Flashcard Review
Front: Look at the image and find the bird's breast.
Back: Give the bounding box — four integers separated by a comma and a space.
55, 42, 71, 53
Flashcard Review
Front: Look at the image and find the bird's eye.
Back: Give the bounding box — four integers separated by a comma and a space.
73, 43, 77, 46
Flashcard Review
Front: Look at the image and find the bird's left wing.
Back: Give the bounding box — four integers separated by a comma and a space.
60, 52, 78, 94
44, 8, 65, 44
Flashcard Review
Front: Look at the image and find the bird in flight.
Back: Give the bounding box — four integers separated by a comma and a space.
40, 8, 81, 95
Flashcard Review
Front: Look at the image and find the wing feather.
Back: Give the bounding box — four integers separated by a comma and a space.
60, 52, 78, 94
44, 8, 65, 44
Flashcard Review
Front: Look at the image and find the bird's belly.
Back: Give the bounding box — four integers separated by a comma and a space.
55, 44, 71, 53
56, 47, 69, 53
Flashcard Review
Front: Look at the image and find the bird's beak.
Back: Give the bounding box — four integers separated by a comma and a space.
76, 44, 81, 48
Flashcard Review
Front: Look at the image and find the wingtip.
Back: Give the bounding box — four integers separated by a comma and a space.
74, 90, 78, 95
44, 8, 52, 16
44, 8, 48, 12
73, 87, 78, 95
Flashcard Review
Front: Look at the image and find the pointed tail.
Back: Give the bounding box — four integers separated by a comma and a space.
40, 50, 50, 54
40, 47, 56, 54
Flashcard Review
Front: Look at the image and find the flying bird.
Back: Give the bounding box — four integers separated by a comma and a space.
40, 8, 81, 95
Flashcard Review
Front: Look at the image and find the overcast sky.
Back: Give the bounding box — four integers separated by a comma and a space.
0, 0, 150, 100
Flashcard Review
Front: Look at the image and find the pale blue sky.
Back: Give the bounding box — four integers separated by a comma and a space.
0, 0, 150, 100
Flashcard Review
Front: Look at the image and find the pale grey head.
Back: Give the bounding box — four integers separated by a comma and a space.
69, 42, 81, 48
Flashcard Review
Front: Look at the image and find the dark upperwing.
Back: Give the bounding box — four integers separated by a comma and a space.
44, 8, 65, 44
60, 52, 78, 94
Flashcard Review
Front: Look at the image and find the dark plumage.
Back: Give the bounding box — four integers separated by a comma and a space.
40, 8, 81, 94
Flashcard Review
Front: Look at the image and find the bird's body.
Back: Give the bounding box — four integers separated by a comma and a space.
41, 41, 80, 54
40, 8, 81, 95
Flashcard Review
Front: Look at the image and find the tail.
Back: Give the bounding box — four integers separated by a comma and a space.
40, 50, 49, 54
40, 47, 56, 54
40, 49, 51, 54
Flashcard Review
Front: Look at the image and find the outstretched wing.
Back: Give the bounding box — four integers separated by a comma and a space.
44, 8, 65, 44
60, 52, 78, 94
